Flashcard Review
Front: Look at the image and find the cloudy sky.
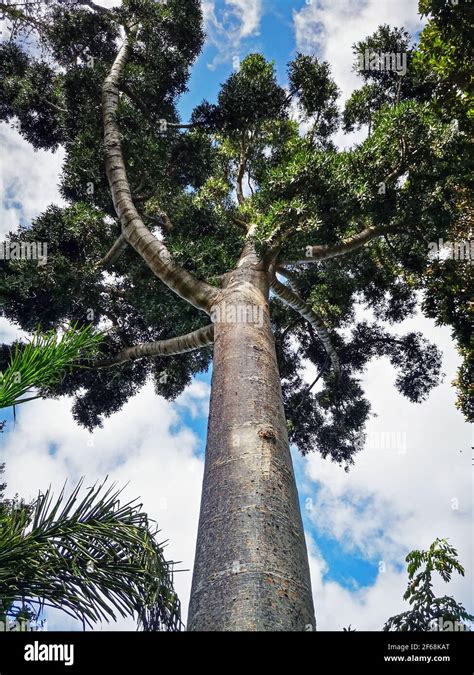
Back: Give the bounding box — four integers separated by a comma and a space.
1, 0, 472, 631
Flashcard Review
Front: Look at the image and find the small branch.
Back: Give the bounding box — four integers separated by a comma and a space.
270, 271, 340, 374
97, 325, 214, 368
294, 354, 330, 412
285, 224, 402, 265
0, 1, 46, 31
95, 233, 128, 269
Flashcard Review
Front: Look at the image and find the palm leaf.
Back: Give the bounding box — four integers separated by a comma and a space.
0, 324, 103, 410
0, 479, 182, 631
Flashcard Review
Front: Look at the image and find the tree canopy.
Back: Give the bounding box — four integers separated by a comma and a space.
0, 0, 471, 472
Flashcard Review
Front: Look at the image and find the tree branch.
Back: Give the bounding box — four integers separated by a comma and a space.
236, 139, 247, 207
276, 265, 302, 294
79, 0, 111, 15
285, 224, 401, 265
0, 1, 46, 31
270, 271, 340, 373
102, 34, 219, 314
97, 324, 214, 368
95, 233, 128, 269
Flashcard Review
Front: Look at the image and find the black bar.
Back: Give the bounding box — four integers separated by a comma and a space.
0, 630, 472, 674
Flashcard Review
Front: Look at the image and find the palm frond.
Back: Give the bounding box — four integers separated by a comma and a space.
0, 324, 103, 410
0, 479, 182, 631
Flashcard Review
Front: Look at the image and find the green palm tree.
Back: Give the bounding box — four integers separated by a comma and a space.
0, 478, 182, 631
0, 327, 182, 630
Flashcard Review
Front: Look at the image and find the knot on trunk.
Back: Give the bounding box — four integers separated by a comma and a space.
258, 426, 277, 442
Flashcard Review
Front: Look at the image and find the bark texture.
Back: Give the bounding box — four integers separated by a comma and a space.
102, 36, 218, 314
97, 324, 214, 368
187, 251, 315, 631
270, 273, 340, 374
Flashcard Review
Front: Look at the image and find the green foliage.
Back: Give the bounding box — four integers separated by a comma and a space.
384, 539, 474, 631
0, 478, 182, 631
192, 54, 287, 136
416, 0, 473, 123
0, 0, 469, 461
0, 325, 102, 410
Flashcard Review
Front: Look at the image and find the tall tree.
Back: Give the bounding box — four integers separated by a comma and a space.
0, 0, 469, 630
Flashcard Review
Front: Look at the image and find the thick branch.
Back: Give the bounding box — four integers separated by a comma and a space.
97, 324, 214, 368
276, 266, 302, 295
102, 35, 218, 313
286, 224, 401, 265
270, 272, 340, 373
236, 158, 246, 206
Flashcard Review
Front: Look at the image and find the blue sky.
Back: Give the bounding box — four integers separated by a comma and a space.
0, 0, 472, 631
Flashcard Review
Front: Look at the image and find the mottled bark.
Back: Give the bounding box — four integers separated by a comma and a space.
270, 273, 340, 374
97, 324, 214, 368
187, 251, 315, 631
102, 36, 219, 314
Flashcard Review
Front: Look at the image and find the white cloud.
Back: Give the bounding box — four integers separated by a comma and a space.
293, 0, 425, 149
0, 317, 27, 343
293, 0, 423, 100
298, 314, 473, 629
0, 124, 65, 236
202, 0, 263, 69
1, 382, 206, 628
308, 538, 408, 631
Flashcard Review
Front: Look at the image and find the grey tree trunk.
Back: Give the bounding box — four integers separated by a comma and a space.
187, 249, 315, 631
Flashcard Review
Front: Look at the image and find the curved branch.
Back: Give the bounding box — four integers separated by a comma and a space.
102, 35, 218, 313
95, 233, 128, 269
284, 224, 401, 265
276, 265, 302, 294
270, 273, 340, 374
97, 324, 214, 368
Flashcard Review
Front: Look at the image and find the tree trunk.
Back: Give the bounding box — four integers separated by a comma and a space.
187, 252, 315, 631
